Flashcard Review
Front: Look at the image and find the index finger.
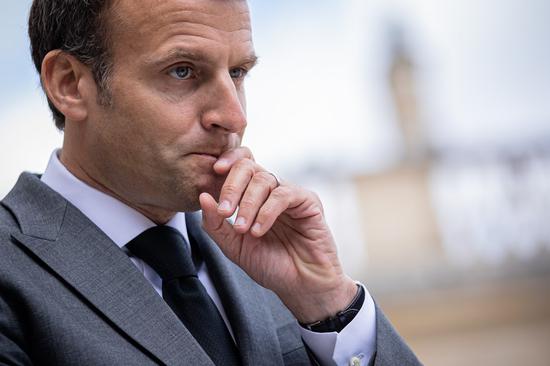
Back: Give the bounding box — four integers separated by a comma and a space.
214, 146, 255, 175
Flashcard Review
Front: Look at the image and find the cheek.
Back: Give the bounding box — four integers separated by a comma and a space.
102, 74, 206, 164
112, 68, 205, 132
136, 89, 199, 134
113, 95, 196, 147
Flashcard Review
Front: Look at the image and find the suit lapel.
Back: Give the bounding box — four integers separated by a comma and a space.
3, 174, 214, 366
186, 212, 285, 366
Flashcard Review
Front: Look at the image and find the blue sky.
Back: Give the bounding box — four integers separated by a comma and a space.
0, 1, 38, 105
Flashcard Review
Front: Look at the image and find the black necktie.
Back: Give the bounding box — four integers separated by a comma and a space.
126, 226, 241, 366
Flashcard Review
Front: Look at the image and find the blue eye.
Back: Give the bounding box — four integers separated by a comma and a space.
229, 68, 247, 79
169, 66, 193, 80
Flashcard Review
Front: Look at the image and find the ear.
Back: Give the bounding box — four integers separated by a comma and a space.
41, 51, 95, 123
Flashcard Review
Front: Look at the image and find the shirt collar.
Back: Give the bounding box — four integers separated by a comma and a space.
40, 149, 189, 248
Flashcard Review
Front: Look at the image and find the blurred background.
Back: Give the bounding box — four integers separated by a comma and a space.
1, 0, 550, 364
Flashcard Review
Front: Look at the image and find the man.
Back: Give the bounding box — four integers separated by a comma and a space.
0, 0, 420, 365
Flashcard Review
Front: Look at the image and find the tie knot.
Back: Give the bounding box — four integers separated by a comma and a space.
126, 225, 196, 280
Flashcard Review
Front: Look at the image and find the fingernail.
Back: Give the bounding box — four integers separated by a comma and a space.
235, 217, 246, 227
252, 223, 262, 234
215, 159, 229, 168
218, 200, 231, 212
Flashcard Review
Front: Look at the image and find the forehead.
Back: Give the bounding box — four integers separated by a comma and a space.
109, 0, 253, 59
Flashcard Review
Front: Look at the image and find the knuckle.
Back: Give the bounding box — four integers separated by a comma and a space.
221, 184, 240, 196
307, 191, 325, 213
235, 157, 254, 170
253, 172, 274, 186
258, 204, 275, 218
273, 186, 291, 198
238, 197, 256, 209
241, 146, 253, 158
310, 190, 321, 202
311, 191, 323, 205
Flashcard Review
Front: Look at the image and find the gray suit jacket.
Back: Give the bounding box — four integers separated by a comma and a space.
0, 173, 421, 365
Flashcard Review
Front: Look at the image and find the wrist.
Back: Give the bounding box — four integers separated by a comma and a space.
300, 283, 364, 333
289, 277, 358, 324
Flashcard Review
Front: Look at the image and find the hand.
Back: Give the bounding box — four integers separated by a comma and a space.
200, 154, 357, 323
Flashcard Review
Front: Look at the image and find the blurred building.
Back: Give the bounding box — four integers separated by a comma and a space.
250, 1, 550, 364
358, 22, 550, 364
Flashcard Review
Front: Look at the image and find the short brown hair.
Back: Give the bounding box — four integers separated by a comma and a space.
28, 0, 114, 130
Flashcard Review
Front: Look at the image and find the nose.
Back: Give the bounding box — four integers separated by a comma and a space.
200, 73, 247, 133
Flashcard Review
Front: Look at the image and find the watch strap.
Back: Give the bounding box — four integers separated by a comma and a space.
300, 284, 365, 333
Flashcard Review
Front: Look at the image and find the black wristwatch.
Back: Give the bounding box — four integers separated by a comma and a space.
300, 284, 365, 333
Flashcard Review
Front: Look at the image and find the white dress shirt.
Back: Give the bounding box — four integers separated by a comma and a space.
40, 150, 376, 366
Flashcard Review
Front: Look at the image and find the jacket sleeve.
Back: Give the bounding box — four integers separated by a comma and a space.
371, 304, 422, 366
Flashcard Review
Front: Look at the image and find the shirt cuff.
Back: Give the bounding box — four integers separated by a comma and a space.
299, 283, 377, 366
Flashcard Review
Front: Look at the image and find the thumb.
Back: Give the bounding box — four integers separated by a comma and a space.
199, 192, 242, 261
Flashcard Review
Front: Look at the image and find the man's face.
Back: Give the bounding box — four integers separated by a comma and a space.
82, 0, 255, 213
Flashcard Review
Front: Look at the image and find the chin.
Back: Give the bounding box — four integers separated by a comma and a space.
181, 174, 224, 210
200, 179, 224, 202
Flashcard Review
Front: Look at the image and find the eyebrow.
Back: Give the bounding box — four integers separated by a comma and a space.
147, 48, 259, 69
238, 55, 259, 68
